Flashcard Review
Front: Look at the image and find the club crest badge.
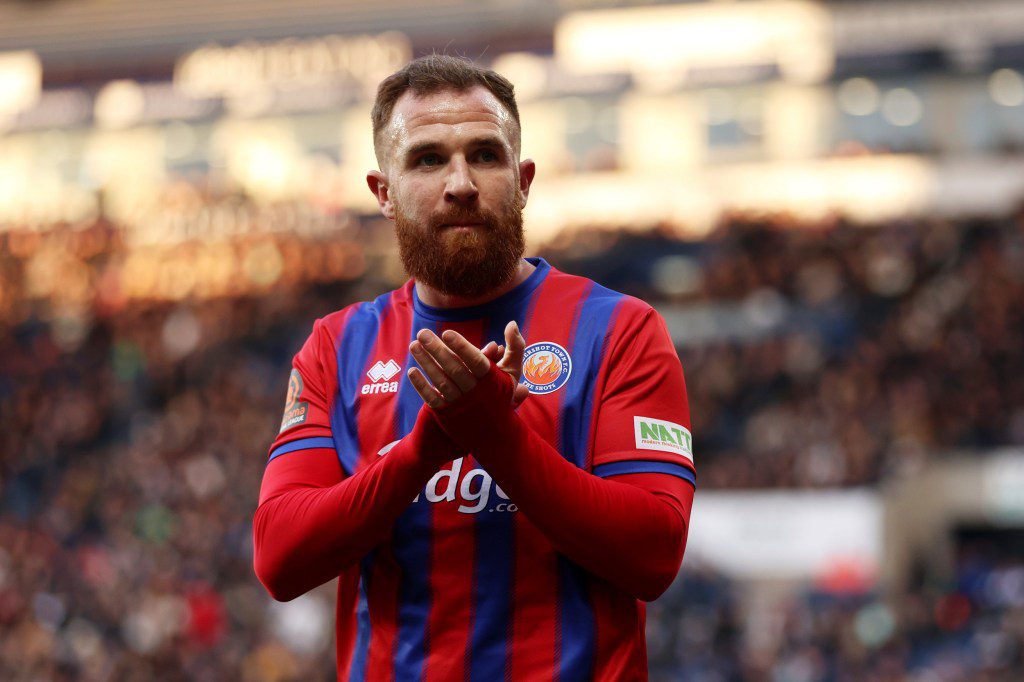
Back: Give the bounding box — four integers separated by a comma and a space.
521, 342, 572, 395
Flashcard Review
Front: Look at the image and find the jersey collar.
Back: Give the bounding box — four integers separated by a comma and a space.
411, 257, 551, 322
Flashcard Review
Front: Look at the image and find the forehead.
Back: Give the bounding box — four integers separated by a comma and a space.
387, 86, 516, 152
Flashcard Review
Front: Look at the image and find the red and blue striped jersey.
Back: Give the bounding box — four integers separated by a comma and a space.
265, 257, 695, 680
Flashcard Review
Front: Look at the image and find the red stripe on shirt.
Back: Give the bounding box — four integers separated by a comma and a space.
266, 306, 354, 457
592, 584, 647, 679
585, 299, 671, 681
317, 306, 351, 411
365, 546, 401, 682
336, 566, 361, 679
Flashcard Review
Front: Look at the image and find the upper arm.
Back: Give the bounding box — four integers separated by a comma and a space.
590, 304, 695, 513
260, 318, 344, 505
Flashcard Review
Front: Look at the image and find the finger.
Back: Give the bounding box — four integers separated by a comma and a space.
499, 320, 526, 381
482, 341, 501, 362
417, 329, 477, 393
409, 340, 462, 402
407, 367, 445, 408
512, 383, 531, 408
440, 329, 491, 378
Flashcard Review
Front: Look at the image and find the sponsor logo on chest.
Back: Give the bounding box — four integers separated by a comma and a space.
413, 457, 516, 514
378, 441, 517, 514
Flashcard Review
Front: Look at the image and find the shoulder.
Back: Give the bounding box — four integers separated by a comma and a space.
544, 265, 650, 311
309, 282, 413, 351
547, 266, 656, 331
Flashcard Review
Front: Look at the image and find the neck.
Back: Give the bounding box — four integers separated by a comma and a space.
415, 259, 536, 309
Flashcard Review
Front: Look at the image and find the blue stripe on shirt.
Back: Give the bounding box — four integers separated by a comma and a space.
593, 460, 697, 486
559, 283, 623, 469
348, 555, 374, 682
267, 437, 336, 462
331, 295, 391, 475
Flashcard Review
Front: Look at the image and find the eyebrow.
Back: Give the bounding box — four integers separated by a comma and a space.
402, 135, 508, 159
403, 141, 441, 158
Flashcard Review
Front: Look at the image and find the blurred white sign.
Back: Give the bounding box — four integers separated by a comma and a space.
686, 489, 882, 582
556, 1, 833, 84
174, 32, 410, 99
983, 449, 1024, 522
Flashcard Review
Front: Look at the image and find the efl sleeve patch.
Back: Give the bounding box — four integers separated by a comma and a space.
279, 369, 310, 433
634, 416, 693, 463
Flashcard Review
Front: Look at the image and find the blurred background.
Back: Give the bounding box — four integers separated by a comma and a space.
1, 0, 1023, 679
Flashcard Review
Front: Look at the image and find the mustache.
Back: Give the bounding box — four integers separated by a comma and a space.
429, 209, 495, 229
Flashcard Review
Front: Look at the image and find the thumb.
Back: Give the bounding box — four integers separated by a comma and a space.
499, 320, 525, 378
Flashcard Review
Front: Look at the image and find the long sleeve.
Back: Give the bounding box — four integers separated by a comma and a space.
430, 364, 691, 602
253, 408, 454, 602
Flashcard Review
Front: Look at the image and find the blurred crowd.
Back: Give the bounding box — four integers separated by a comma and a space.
648, 549, 1024, 681
0, 288, 349, 679
1, 205, 1023, 678
551, 209, 1024, 487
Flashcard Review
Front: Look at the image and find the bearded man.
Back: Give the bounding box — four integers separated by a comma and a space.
254, 55, 696, 681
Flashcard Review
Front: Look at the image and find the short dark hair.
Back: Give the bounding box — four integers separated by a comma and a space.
370, 54, 521, 165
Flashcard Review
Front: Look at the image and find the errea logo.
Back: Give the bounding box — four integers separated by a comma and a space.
362, 359, 401, 395
368, 359, 401, 382
634, 416, 693, 463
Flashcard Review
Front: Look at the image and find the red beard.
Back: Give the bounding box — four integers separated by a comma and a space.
395, 198, 525, 300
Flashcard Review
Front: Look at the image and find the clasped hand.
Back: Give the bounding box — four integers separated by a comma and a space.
407, 321, 531, 409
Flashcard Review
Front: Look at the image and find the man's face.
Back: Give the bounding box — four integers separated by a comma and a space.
368, 86, 535, 299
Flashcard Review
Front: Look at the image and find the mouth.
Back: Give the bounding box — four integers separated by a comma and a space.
440, 222, 485, 230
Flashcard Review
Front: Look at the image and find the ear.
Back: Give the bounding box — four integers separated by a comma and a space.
367, 170, 395, 220
517, 158, 536, 208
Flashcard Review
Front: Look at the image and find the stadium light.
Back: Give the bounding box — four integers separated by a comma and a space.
988, 68, 1024, 108
0, 51, 42, 116
94, 80, 146, 129
881, 88, 923, 127
838, 77, 881, 117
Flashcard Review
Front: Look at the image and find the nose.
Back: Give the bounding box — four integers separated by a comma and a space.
444, 156, 478, 205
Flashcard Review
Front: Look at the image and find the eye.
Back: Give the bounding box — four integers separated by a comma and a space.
418, 153, 442, 167
476, 149, 499, 162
